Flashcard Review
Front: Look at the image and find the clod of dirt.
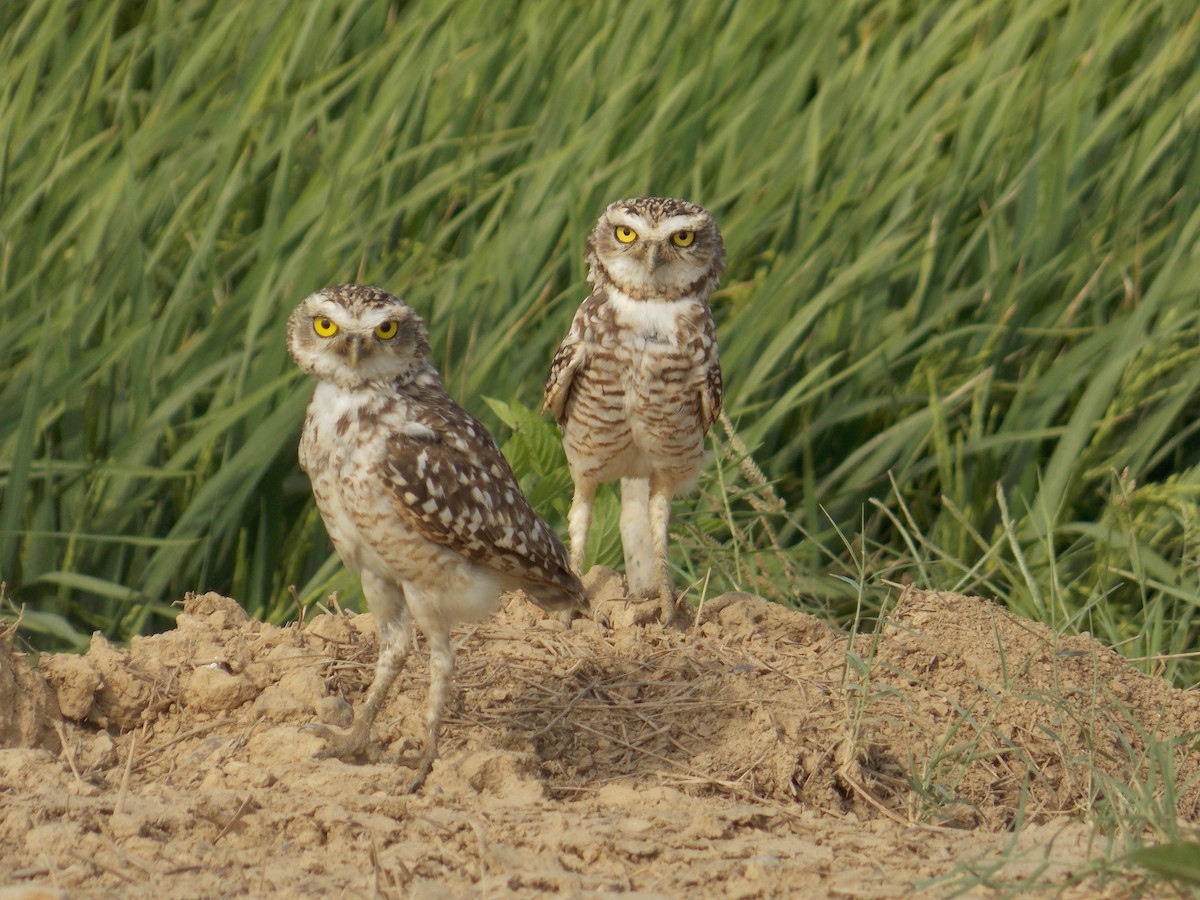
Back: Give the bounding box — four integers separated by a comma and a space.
34, 651, 99, 722
180, 665, 258, 712
38, 632, 162, 730
175, 591, 250, 630
586, 565, 664, 628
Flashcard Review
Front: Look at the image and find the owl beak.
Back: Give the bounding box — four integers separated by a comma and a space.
346, 336, 364, 368
646, 244, 663, 273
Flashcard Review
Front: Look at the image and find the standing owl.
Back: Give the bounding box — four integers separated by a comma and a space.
287, 284, 585, 791
544, 197, 725, 625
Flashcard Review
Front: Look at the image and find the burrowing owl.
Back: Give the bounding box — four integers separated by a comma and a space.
544, 197, 725, 624
287, 284, 585, 790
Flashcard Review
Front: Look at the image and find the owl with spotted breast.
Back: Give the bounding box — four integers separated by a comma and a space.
287, 284, 585, 791
544, 197, 725, 624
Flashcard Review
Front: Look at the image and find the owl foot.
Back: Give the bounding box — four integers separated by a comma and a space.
395, 747, 437, 793
304, 721, 382, 763
624, 584, 688, 628
655, 585, 687, 628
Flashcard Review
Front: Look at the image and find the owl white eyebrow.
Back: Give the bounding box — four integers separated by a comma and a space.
614, 216, 703, 237
311, 300, 398, 328
658, 215, 706, 232
614, 214, 651, 230
369, 310, 405, 324
311, 299, 345, 318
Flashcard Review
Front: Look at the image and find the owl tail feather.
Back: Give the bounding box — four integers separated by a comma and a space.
520, 572, 588, 616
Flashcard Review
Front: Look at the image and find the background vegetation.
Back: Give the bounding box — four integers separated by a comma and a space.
1, 0, 1198, 691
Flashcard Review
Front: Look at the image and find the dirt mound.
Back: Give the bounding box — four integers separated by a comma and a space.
1, 580, 1195, 896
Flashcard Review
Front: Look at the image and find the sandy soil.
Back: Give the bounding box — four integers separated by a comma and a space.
2, 574, 1198, 898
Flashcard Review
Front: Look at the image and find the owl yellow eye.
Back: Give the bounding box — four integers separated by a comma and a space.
313, 317, 338, 337
374, 320, 399, 340
614, 225, 637, 244
671, 230, 696, 248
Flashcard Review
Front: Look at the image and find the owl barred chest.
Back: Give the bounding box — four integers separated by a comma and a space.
558, 288, 719, 483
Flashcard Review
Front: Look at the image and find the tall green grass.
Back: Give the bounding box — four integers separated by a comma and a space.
1, 1, 1198, 685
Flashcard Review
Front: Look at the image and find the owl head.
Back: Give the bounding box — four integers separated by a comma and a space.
586, 197, 725, 302
287, 284, 430, 388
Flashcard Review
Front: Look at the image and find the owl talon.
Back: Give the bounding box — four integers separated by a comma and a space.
661, 591, 693, 628
621, 585, 687, 627
394, 750, 436, 793
303, 722, 334, 743
659, 592, 679, 627
303, 721, 379, 762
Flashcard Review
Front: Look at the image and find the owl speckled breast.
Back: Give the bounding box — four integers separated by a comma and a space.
298, 381, 398, 577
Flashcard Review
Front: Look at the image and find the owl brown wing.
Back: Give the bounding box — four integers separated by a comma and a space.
544, 292, 608, 424
378, 382, 582, 605
696, 310, 723, 434
700, 354, 723, 434
543, 337, 582, 424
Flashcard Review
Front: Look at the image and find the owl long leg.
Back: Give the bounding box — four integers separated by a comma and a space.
620, 477, 655, 595
647, 472, 680, 625
407, 624, 454, 792
310, 585, 412, 760
567, 477, 598, 574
